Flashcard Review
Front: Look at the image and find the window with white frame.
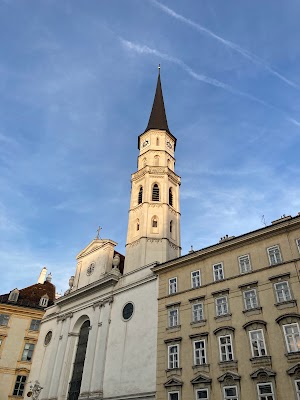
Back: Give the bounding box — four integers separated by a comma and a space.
0, 314, 9, 326
295, 380, 300, 400
168, 392, 179, 400
21, 343, 35, 361
283, 323, 300, 353
257, 383, 275, 400
296, 238, 300, 254
192, 303, 204, 322
196, 388, 209, 399
213, 263, 224, 281
267, 245, 282, 265
219, 335, 234, 362
8, 289, 19, 302
243, 289, 258, 310
191, 270, 201, 288
238, 255, 251, 274
29, 319, 41, 331
168, 308, 179, 328
13, 375, 27, 396
168, 344, 179, 369
169, 278, 177, 295
216, 296, 229, 317
39, 296, 49, 307
223, 386, 238, 400
274, 281, 292, 302
194, 340, 207, 365
249, 330, 267, 357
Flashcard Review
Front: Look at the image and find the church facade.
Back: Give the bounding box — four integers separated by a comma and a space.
27, 70, 181, 400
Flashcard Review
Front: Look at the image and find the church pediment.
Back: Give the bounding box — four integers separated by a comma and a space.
191, 373, 212, 384
76, 239, 117, 259
164, 377, 183, 387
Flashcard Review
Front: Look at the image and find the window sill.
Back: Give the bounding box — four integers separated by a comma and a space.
166, 368, 182, 377
192, 364, 210, 373
250, 355, 272, 366
166, 325, 181, 333
215, 314, 232, 321
190, 320, 207, 328
285, 351, 300, 361
218, 360, 238, 369
243, 307, 262, 316
275, 300, 297, 310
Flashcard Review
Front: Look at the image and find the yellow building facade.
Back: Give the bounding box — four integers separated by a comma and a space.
153, 214, 300, 400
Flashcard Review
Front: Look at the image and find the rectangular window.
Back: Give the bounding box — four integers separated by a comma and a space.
29, 319, 41, 331
168, 309, 179, 328
13, 375, 27, 396
196, 389, 209, 399
168, 344, 179, 369
295, 380, 300, 400
274, 281, 292, 302
213, 263, 224, 281
223, 386, 238, 400
21, 343, 35, 361
283, 323, 300, 353
219, 335, 234, 362
249, 330, 267, 357
238, 254, 251, 273
216, 296, 229, 317
257, 383, 275, 400
168, 392, 179, 400
0, 314, 9, 326
192, 303, 204, 322
267, 245, 282, 265
169, 277, 177, 294
194, 340, 207, 365
243, 289, 258, 310
296, 238, 300, 254
191, 270, 201, 288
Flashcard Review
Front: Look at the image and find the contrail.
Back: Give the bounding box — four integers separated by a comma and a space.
120, 38, 300, 128
151, 0, 300, 90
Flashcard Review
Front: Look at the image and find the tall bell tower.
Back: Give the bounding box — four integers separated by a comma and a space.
124, 68, 181, 273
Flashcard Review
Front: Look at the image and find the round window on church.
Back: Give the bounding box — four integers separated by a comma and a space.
87, 263, 95, 276
44, 330, 52, 346
122, 302, 134, 321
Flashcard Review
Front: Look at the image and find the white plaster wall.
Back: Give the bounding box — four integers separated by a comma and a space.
103, 277, 157, 398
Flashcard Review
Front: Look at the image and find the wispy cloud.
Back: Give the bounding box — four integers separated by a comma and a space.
120, 38, 300, 128
151, 0, 300, 90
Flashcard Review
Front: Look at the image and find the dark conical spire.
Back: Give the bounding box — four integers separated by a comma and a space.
145, 66, 170, 132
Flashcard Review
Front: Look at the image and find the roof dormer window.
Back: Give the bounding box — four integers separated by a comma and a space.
39, 295, 49, 308
8, 289, 19, 303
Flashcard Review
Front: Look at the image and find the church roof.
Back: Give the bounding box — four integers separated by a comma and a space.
138, 68, 177, 149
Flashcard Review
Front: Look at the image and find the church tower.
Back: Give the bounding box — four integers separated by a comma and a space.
124, 68, 181, 273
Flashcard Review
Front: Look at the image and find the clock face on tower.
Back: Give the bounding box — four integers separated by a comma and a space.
142, 138, 150, 148
166, 139, 173, 150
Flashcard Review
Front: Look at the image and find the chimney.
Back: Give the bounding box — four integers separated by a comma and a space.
38, 267, 47, 284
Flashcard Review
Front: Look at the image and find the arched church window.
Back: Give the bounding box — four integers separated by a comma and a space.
169, 188, 173, 207
152, 217, 158, 228
136, 219, 140, 231
170, 220, 173, 233
67, 320, 90, 400
152, 184, 160, 201
156, 137, 159, 146
138, 186, 143, 204
154, 155, 159, 166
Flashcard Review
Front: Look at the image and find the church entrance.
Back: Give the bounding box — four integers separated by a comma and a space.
67, 320, 90, 400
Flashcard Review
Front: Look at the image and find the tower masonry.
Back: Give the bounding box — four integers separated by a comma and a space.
124, 70, 181, 273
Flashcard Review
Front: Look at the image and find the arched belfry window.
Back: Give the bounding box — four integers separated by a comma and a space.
170, 220, 173, 233
154, 155, 159, 166
169, 188, 173, 207
138, 186, 143, 204
152, 184, 160, 201
68, 320, 90, 400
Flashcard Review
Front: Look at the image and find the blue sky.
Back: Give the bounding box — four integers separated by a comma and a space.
1, 0, 300, 295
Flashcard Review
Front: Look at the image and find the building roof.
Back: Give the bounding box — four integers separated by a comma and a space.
0, 281, 56, 310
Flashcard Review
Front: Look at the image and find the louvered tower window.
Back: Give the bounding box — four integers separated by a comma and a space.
152, 184, 160, 201
169, 188, 173, 206
67, 320, 90, 400
138, 186, 143, 204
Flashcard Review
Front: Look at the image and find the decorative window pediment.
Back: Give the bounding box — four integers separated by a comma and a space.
250, 367, 276, 380
218, 371, 241, 383
243, 320, 267, 330
213, 326, 235, 335
191, 373, 212, 385
276, 313, 300, 325
164, 377, 183, 387
287, 363, 300, 376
